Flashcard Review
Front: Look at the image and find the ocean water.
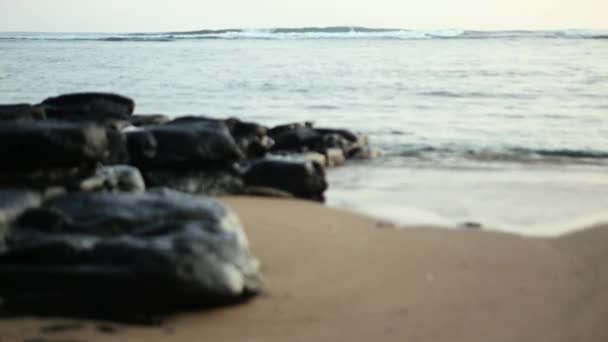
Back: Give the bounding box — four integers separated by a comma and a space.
1, 28, 607, 236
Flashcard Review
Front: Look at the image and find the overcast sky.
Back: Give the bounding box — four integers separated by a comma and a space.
0, 0, 606, 32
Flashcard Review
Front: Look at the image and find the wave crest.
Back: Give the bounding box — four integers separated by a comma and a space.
2, 27, 608, 42
394, 145, 608, 165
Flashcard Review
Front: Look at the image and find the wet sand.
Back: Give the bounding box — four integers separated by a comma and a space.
1, 196, 607, 342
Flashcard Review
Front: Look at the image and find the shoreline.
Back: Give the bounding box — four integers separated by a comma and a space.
325, 162, 608, 237
1, 196, 606, 342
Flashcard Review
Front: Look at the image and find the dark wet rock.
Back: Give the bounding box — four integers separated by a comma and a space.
269, 126, 320, 152
0, 190, 42, 235
138, 119, 243, 169
0, 168, 95, 190
40, 92, 135, 121
269, 126, 351, 155
0, 189, 260, 317
225, 118, 273, 158
144, 169, 242, 196
242, 159, 327, 201
168, 116, 273, 158
77, 165, 145, 193
267, 122, 313, 136
129, 114, 170, 127
0, 104, 46, 121
0, 122, 108, 171
314, 128, 359, 142
125, 129, 158, 166
42, 187, 68, 200
269, 123, 376, 163
105, 125, 130, 165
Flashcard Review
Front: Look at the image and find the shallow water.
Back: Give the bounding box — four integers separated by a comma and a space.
1, 30, 607, 235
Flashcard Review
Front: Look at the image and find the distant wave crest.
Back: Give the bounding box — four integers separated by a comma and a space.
395, 145, 608, 165
2, 27, 608, 42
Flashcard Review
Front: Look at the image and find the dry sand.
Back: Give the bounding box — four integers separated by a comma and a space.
1, 196, 607, 342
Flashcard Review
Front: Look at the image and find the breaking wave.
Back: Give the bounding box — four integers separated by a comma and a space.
2, 27, 608, 42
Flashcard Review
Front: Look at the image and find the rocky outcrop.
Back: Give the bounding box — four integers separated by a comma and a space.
0, 91, 378, 321
0, 93, 376, 199
0, 189, 260, 316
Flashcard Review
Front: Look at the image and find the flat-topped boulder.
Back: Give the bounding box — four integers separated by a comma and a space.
242, 159, 327, 201
135, 119, 243, 169
0, 189, 260, 317
40, 92, 135, 121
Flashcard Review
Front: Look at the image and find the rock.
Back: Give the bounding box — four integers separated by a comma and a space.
325, 148, 346, 167
77, 165, 145, 193
0, 189, 260, 316
168, 116, 274, 158
105, 124, 130, 165
267, 122, 313, 136
267, 122, 377, 163
301, 152, 328, 166
125, 129, 158, 166
269, 126, 320, 152
0, 104, 46, 121
144, 170, 242, 196
242, 159, 327, 201
129, 114, 170, 127
0, 167, 94, 190
0, 121, 108, 171
40, 92, 135, 121
314, 128, 359, 142
226, 118, 273, 158
139, 119, 243, 169
0, 189, 42, 236
269, 124, 354, 157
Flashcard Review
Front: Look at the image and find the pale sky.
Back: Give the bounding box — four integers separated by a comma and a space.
0, 0, 606, 32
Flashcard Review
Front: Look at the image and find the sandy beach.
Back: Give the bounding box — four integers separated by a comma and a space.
1, 196, 607, 342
